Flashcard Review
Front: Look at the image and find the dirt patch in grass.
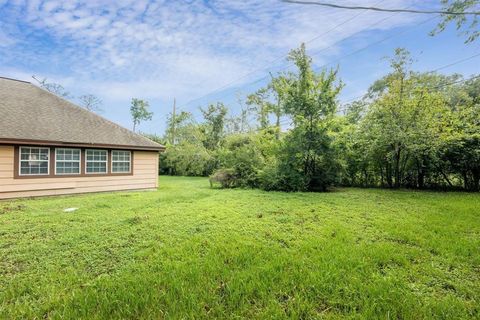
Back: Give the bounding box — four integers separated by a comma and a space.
0, 204, 27, 215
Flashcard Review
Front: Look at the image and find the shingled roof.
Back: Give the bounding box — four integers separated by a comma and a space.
0, 77, 164, 151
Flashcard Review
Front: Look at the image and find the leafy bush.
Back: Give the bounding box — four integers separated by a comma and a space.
160, 142, 216, 176
215, 133, 269, 187
257, 162, 308, 192
209, 168, 236, 188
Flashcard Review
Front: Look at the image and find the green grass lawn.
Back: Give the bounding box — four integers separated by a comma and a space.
0, 176, 479, 319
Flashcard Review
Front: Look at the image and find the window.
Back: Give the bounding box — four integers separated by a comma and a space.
111, 150, 131, 173
19, 147, 49, 175
86, 149, 108, 174
55, 148, 81, 175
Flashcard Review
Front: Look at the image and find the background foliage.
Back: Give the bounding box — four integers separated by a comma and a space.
150, 46, 479, 192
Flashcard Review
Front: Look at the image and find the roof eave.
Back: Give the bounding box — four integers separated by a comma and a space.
0, 138, 166, 152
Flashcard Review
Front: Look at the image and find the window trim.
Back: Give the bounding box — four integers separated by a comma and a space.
13, 146, 135, 179
18, 146, 50, 176
55, 148, 81, 175
111, 150, 132, 174
85, 149, 109, 175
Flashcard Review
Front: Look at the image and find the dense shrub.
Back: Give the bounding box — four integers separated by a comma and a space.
160, 142, 216, 176
209, 168, 236, 188
216, 134, 265, 187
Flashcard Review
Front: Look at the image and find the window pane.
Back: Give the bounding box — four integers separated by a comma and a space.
112, 151, 130, 162
86, 150, 107, 161
85, 150, 107, 174
19, 147, 49, 175
112, 162, 130, 173
55, 149, 81, 175
112, 151, 131, 173
86, 161, 107, 173
56, 161, 80, 174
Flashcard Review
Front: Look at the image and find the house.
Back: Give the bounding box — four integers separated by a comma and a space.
0, 76, 165, 199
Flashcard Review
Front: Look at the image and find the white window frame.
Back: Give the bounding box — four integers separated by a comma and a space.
19, 146, 50, 176
85, 149, 108, 174
111, 150, 131, 174
55, 148, 81, 175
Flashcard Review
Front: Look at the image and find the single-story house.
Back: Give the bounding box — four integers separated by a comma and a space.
0, 76, 165, 199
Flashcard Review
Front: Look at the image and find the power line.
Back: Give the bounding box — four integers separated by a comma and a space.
168, 10, 473, 130
341, 51, 480, 104
432, 52, 480, 73
248, 5, 418, 87
177, 0, 387, 111
281, 0, 480, 15
197, 14, 438, 113
429, 74, 480, 89
170, 74, 480, 139
180, 3, 424, 113
312, 15, 439, 72
339, 74, 480, 114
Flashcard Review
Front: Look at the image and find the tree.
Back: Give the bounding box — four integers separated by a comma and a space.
246, 87, 273, 129
269, 74, 289, 138
225, 107, 251, 135
432, 0, 480, 43
32, 75, 71, 98
356, 49, 456, 189
32, 76, 103, 114
439, 75, 480, 190
269, 44, 343, 191
165, 111, 193, 145
130, 98, 153, 132
78, 94, 103, 113
200, 102, 228, 150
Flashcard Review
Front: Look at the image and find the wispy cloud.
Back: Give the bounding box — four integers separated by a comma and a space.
1, 0, 439, 132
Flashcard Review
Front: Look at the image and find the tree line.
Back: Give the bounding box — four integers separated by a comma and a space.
150, 45, 479, 192
33, 76, 154, 133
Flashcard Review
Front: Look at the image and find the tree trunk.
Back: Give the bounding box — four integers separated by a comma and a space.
462, 171, 470, 190
438, 168, 453, 188
275, 113, 281, 140
417, 159, 425, 189
394, 146, 401, 188
473, 170, 480, 192
386, 161, 393, 188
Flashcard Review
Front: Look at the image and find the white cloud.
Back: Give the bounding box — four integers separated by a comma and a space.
1, 0, 432, 110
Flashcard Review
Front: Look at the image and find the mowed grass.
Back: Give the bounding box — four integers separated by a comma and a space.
0, 177, 479, 319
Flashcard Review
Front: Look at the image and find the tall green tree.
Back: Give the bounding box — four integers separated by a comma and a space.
130, 98, 153, 132
270, 74, 289, 139
200, 102, 228, 150
274, 44, 343, 191
246, 87, 273, 130
440, 75, 480, 190
165, 111, 193, 145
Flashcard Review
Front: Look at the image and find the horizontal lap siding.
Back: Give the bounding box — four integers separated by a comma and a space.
0, 146, 159, 199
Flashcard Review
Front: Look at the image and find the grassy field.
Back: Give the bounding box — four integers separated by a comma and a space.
0, 176, 479, 319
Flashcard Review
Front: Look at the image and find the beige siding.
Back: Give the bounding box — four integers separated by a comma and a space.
0, 145, 159, 199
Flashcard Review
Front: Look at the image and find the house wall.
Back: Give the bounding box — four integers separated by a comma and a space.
0, 145, 159, 199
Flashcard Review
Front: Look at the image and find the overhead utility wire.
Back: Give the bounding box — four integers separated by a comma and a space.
243, 7, 412, 88
180, 3, 417, 112
177, 65, 480, 134
207, 13, 439, 106
176, 0, 386, 112
281, 0, 480, 15
342, 51, 480, 104
255, 73, 480, 132
311, 15, 439, 72
179, 13, 441, 125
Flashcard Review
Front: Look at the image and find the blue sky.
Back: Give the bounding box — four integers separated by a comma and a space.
1, 0, 479, 135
